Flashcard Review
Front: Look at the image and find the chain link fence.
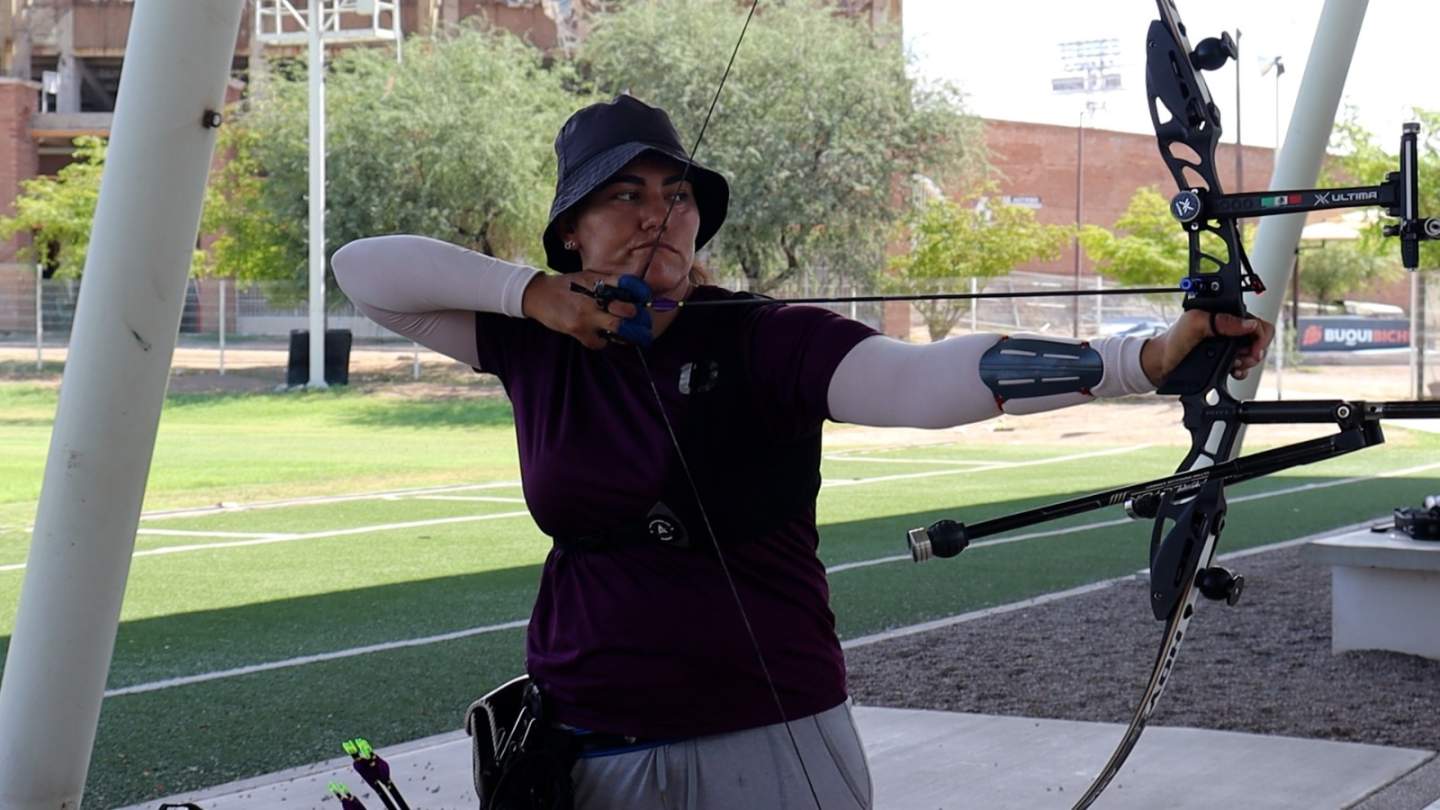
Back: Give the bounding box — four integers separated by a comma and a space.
3, 266, 1438, 397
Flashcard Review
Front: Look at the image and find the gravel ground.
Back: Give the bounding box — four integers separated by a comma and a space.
846, 543, 1440, 752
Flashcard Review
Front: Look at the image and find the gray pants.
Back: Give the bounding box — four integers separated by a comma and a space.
571, 700, 872, 810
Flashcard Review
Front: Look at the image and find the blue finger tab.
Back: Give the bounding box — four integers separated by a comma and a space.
617, 305, 654, 348
615, 274, 653, 305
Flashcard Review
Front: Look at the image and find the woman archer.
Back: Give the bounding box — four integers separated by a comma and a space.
333, 93, 1272, 809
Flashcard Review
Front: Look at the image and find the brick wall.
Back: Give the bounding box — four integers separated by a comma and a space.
0, 77, 38, 333
982, 119, 1418, 309
0, 77, 39, 264
982, 118, 1277, 280
0, 263, 35, 335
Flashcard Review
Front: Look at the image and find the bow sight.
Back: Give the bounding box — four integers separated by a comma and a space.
1168, 122, 1439, 275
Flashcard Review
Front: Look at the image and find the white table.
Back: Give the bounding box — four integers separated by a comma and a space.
1303, 527, 1440, 660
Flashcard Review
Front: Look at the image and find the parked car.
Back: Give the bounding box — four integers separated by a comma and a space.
1097, 316, 1168, 339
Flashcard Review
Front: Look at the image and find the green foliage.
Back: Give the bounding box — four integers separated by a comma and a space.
1078, 185, 1254, 318
1077, 187, 1187, 287
887, 190, 1066, 342
0, 137, 206, 280
1297, 241, 1403, 307
1328, 108, 1440, 272
579, 0, 985, 292
204, 26, 577, 302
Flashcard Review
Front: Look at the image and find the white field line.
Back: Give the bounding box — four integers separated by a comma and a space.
104, 619, 531, 698
821, 444, 1151, 488
821, 458, 1440, 575
135, 529, 292, 539
9, 445, 1157, 572
138, 481, 523, 522
407, 495, 528, 503
840, 520, 1384, 650
18, 444, 1432, 578
108, 517, 1386, 699
100, 468, 1430, 699
823, 456, 996, 466
129, 446, 1130, 522
128, 511, 532, 556
0, 511, 532, 573
841, 579, 1130, 649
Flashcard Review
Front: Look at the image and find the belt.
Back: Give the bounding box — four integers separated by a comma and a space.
553, 502, 692, 552
567, 729, 685, 759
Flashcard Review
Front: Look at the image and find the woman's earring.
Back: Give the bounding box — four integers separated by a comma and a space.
564, 240, 577, 250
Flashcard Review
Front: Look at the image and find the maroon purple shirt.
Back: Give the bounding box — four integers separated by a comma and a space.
474, 286, 876, 738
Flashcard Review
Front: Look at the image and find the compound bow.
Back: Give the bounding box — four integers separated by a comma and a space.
906, 2, 1440, 807
585, 1, 1440, 807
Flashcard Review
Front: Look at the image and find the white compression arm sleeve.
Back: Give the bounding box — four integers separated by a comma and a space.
827, 333, 1154, 428
331, 235, 540, 367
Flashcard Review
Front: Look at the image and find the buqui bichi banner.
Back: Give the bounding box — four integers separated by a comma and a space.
1298, 317, 1411, 352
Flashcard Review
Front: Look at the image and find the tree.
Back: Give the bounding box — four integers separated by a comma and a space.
887, 191, 1066, 342
1298, 242, 1403, 309
1326, 111, 1438, 398
1077, 185, 1256, 319
579, 0, 985, 293
0, 137, 206, 279
204, 25, 577, 301
1076, 187, 1187, 288
1328, 108, 1440, 270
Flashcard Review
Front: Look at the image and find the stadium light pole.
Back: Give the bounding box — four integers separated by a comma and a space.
1234, 29, 1243, 201
307, 0, 328, 388
1053, 38, 1120, 337
0, 2, 246, 807
249, 0, 399, 389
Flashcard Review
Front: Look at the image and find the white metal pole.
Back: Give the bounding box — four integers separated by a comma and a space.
0, 3, 244, 807
1095, 273, 1102, 331
1274, 308, 1285, 399
219, 277, 227, 375
1412, 272, 1428, 399
307, 0, 328, 389
1411, 273, 1421, 398
1230, 0, 1367, 403
970, 277, 978, 332
412, 340, 421, 380
394, 0, 403, 64
33, 263, 42, 370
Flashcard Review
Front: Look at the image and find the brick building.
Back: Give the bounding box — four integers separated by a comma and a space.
984, 118, 1276, 282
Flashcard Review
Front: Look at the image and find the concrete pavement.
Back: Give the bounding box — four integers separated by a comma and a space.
128, 707, 1436, 810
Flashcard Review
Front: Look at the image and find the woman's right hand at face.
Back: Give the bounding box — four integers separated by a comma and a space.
520, 272, 640, 350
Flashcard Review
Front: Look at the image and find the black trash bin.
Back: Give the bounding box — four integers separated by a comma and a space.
287, 328, 352, 387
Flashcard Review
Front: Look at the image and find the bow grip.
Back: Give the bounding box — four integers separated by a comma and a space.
908, 519, 969, 562
1156, 334, 1245, 396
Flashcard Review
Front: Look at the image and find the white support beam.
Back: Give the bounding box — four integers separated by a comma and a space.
307, 0, 328, 388
0, 2, 245, 808
1232, 0, 1369, 402
254, 1, 402, 388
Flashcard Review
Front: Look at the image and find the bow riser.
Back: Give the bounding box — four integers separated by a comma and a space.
1147, 7, 1257, 316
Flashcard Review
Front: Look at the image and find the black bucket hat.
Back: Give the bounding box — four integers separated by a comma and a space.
542, 94, 730, 273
